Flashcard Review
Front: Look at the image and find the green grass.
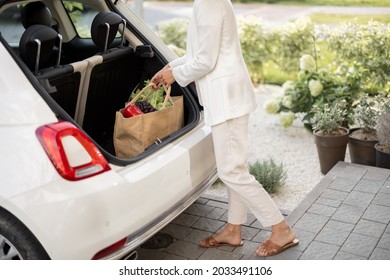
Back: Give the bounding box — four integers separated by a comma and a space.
262, 61, 295, 85
244, 0, 390, 6
290, 0, 390, 6
309, 13, 390, 24
159, 0, 390, 5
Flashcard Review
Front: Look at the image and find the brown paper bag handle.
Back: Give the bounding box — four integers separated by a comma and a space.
161, 85, 172, 110
129, 83, 172, 110
128, 82, 156, 105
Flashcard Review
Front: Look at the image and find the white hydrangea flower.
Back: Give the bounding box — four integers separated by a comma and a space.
264, 99, 281, 115
279, 112, 296, 128
308, 79, 323, 97
282, 95, 293, 109
299, 54, 316, 71
282, 81, 294, 93
274, 95, 283, 103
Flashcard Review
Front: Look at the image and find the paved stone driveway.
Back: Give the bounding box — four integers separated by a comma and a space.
137, 162, 390, 260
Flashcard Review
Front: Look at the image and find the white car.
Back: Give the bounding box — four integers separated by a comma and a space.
0, 0, 217, 260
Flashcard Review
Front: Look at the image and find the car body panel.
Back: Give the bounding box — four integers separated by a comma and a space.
0, 0, 217, 259
0, 42, 59, 200
3, 135, 215, 259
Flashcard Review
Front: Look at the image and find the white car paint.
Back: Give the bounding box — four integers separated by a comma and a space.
0, 0, 217, 260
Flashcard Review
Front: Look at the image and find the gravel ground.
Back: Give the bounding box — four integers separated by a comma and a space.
204, 84, 351, 211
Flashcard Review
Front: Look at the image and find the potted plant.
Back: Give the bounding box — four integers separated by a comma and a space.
311, 101, 349, 174
375, 101, 390, 169
264, 53, 361, 130
348, 93, 381, 166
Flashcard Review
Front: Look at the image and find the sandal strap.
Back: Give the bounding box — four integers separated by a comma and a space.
261, 240, 282, 254
203, 236, 220, 247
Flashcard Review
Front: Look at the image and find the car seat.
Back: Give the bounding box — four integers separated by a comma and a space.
19, 24, 87, 119
20, 1, 52, 29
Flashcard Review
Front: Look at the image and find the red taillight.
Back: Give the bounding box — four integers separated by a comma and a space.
92, 237, 127, 260
36, 121, 111, 181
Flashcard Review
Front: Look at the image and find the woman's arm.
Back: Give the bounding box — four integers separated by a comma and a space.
172, 0, 224, 87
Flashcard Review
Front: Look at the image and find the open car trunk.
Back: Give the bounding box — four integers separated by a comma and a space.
76, 44, 199, 162
1, 1, 202, 166
42, 44, 200, 166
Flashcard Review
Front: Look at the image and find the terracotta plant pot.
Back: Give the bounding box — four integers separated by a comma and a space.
375, 143, 390, 169
314, 127, 349, 174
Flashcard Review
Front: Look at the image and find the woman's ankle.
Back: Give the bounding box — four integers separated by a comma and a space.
225, 223, 241, 233
271, 220, 290, 233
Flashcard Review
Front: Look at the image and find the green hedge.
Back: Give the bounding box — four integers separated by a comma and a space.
158, 17, 390, 95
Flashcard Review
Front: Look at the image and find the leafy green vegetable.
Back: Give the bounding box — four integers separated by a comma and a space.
130, 80, 172, 110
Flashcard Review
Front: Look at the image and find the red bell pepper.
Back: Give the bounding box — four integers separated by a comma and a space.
122, 103, 144, 118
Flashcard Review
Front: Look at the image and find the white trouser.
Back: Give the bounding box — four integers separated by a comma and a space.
211, 114, 284, 227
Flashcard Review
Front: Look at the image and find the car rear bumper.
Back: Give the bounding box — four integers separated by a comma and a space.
102, 168, 217, 260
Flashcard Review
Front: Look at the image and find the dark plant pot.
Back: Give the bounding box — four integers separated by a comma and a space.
348, 129, 378, 166
314, 128, 349, 175
375, 143, 390, 169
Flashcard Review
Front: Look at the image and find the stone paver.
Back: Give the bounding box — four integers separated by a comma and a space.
341, 233, 378, 258
315, 226, 350, 246
299, 241, 340, 260
137, 162, 390, 260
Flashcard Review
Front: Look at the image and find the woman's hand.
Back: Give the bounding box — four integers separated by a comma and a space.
151, 65, 175, 88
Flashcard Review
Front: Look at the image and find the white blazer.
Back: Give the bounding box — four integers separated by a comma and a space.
169, 0, 256, 126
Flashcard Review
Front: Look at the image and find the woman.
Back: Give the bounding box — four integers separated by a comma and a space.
151, 0, 298, 257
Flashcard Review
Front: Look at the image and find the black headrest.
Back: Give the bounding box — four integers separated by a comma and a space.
21, 1, 52, 29
91, 12, 124, 51
19, 24, 59, 71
